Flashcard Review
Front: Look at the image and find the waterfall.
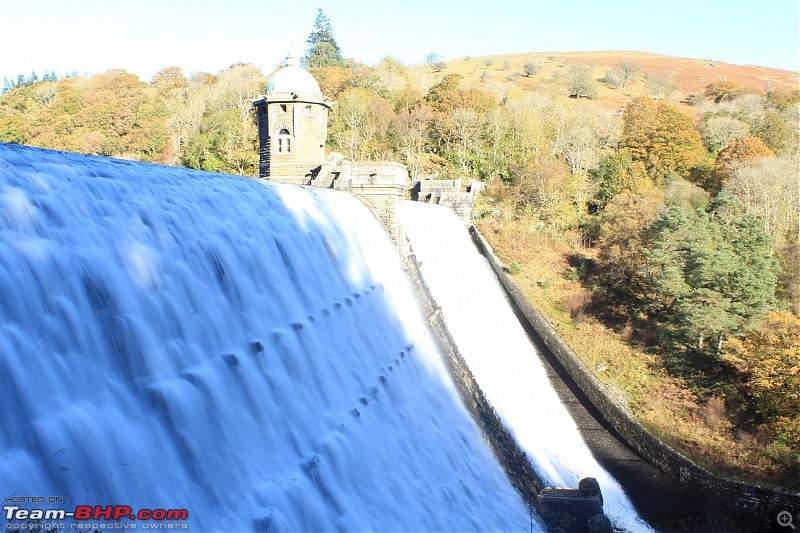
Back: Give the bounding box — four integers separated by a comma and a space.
0, 144, 531, 532
400, 200, 652, 532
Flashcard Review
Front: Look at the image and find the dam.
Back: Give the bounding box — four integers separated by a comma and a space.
0, 142, 647, 531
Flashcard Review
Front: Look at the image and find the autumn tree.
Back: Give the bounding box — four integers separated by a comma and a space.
709, 136, 774, 193
622, 96, 708, 182
644, 72, 675, 101
329, 88, 394, 161
705, 81, 741, 103
755, 110, 792, 153
592, 188, 667, 323
304, 9, 344, 68
777, 244, 800, 314
151, 67, 188, 92
728, 311, 800, 453
422, 73, 495, 114
392, 105, 433, 179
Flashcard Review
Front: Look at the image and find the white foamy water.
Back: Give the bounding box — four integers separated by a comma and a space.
400, 200, 653, 532
0, 144, 533, 532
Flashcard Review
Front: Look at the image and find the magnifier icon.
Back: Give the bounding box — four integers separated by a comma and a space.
778, 511, 796, 529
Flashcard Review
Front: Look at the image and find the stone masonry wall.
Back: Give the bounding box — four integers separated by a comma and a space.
470, 226, 800, 532
348, 162, 408, 252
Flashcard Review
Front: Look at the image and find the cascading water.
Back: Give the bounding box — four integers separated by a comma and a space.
0, 144, 532, 532
400, 200, 653, 533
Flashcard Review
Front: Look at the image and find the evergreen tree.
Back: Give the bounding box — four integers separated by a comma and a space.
303, 9, 344, 68
643, 197, 777, 351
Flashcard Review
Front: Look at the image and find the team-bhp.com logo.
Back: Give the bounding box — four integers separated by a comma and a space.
3, 501, 189, 530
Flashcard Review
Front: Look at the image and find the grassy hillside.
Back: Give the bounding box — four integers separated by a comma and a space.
400, 50, 798, 110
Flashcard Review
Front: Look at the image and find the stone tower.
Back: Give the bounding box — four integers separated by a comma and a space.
253, 52, 332, 182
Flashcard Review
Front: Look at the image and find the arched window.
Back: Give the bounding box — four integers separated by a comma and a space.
277, 128, 291, 154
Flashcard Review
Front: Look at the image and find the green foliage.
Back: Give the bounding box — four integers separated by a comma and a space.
589, 151, 648, 212
594, 186, 778, 353
2, 70, 62, 94
643, 196, 777, 350
766, 89, 800, 112
508, 261, 522, 275
304, 9, 345, 68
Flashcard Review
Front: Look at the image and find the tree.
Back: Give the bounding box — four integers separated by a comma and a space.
725, 153, 798, 244
777, 245, 800, 314
700, 115, 750, 155
423, 74, 495, 114
705, 81, 741, 103
590, 151, 649, 212
643, 197, 777, 351
728, 311, 800, 450
425, 53, 440, 65
564, 64, 597, 99
304, 9, 344, 68
622, 96, 708, 182
710, 136, 774, 193
615, 61, 641, 88
329, 88, 394, 161
432, 61, 447, 73
392, 105, 432, 179
593, 188, 667, 322
644, 72, 675, 101
152, 67, 188, 91
522, 62, 540, 77
755, 110, 791, 153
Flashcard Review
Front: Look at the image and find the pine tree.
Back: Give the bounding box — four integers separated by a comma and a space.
643, 197, 777, 351
303, 9, 344, 68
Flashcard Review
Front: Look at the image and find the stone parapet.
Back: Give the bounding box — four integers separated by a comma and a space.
348, 162, 409, 252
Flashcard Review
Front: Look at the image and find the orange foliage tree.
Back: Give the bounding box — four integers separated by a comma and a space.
728, 311, 800, 452
709, 136, 774, 193
621, 96, 708, 182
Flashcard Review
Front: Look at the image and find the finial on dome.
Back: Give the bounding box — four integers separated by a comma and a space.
264, 47, 323, 97
285, 43, 302, 67
286, 52, 302, 68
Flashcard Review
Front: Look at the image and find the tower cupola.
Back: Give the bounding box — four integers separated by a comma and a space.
253, 52, 331, 181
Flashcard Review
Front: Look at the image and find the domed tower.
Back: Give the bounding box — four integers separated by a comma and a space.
253, 52, 332, 182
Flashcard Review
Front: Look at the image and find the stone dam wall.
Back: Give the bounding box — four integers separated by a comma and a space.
469, 225, 800, 532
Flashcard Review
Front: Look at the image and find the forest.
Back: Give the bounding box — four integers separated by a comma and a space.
1, 10, 798, 489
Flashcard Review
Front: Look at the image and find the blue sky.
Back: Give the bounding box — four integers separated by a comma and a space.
2, 0, 798, 82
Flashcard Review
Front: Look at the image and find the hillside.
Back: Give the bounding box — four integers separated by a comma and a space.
404, 50, 799, 109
